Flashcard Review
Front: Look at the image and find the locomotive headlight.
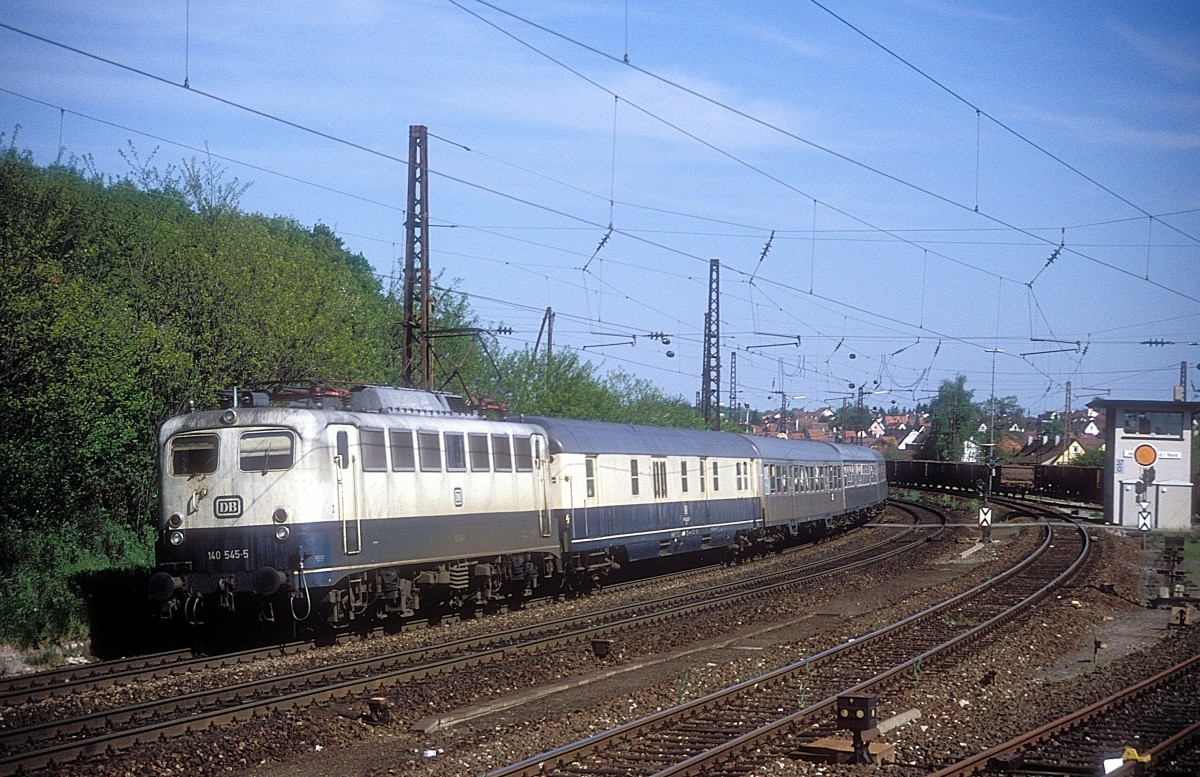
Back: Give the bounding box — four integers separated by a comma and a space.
167, 512, 184, 529
220, 409, 238, 425
272, 507, 289, 524
168, 530, 185, 546
274, 525, 290, 542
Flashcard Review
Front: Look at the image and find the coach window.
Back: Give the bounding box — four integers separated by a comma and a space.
514, 436, 534, 472
445, 432, 467, 471
680, 461, 689, 493
492, 434, 512, 471
417, 431, 441, 472
710, 461, 719, 491
390, 429, 416, 471
585, 456, 597, 498
732, 462, 739, 491
239, 431, 295, 472
699, 458, 707, 493
360, 428, 387, 472
630, 459, 640, 496
468, 434, 490, 471
171, 434, 219, 476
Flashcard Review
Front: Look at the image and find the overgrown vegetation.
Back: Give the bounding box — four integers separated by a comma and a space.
0, 139, 701, 646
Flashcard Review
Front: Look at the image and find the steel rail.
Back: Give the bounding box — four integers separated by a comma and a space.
0, 504, 936, 776
486, 503, 1085, 776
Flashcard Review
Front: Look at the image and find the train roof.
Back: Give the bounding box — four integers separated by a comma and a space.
739, 435, 842, 462
521, 416, 759, 458
827, 442, 886, 463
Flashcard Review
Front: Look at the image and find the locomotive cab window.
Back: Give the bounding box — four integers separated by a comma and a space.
170, 434, 219, 476
238, 431, 294, 472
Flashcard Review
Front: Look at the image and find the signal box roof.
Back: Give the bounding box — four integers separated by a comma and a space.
1087, 398, 1200, 413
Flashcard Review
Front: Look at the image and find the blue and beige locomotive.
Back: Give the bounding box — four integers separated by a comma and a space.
149, 385, 886, 627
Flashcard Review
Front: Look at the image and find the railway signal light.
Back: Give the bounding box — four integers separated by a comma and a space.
836, 694, 877, 765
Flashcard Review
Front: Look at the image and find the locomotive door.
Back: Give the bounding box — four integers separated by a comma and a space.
331, 426, 362, 554
532, 434, 551, 538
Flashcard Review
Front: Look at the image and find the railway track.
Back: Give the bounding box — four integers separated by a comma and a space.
0, 517, 873, 708
0, 503, 940, 776
929, 652, 1200, 776
486, 500, 1088, 776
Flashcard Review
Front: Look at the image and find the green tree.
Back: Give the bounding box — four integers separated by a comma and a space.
923, 374, 978, 461
0, 145, 400, 644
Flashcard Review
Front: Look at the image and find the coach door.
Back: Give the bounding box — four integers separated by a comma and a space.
331, 426, 362, 554
533, 434, 551, 538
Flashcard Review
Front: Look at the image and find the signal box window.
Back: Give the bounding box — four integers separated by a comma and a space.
1122, 410, 1183, 438
468, 434, 490, 471
445, 432, 467, 471
390, 429, 416, 471
417, 431, 441, 472
492, 434, 512, 471
171, 434, 219, 476
239, 431, 294, 472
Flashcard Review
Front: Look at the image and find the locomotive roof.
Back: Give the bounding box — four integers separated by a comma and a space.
522, 416, 760, 458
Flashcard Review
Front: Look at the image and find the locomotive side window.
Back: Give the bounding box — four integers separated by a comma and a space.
491, 434, 512, 471
238, 431, 294, 472
171, 434, 219, 476
336, 431, 349, 469
360, 428, 387, 472
513, 436, 534, 472
468, 434, 490, 471
585, 456, 597, 498
418, 431, 441, 472
445, 433, 467, 471
390, 429, 415, 471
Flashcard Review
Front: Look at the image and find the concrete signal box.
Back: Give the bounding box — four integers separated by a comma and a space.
1088, 398, 1199, 531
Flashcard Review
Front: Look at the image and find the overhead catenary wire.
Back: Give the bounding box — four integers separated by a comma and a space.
3, 13, 1193, 407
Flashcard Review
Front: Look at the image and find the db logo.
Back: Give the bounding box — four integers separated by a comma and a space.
214, 496, 243, 519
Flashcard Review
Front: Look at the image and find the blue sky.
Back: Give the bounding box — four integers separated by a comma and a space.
2, 1, 1198, 417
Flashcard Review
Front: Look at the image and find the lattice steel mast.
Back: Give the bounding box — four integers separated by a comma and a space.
401, 124, 432, 389
700, 258, 721, 430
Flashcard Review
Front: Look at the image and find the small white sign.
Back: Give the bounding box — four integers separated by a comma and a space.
978, 507, 992, 527
1138, 510, 1152, 531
